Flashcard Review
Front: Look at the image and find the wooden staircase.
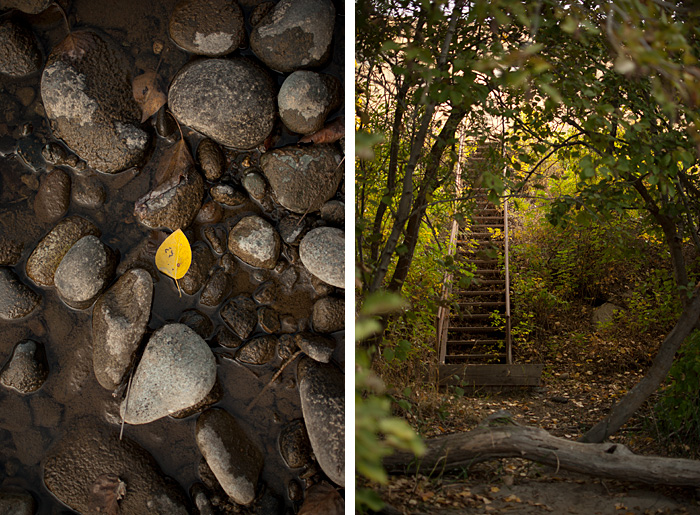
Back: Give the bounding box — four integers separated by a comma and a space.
447, 187, 510, 364
434, 143, 542, 387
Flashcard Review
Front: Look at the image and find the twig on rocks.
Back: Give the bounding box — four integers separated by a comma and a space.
246, 350, 303, 412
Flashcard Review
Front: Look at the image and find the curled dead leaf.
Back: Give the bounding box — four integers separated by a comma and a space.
133, 72, 167, 123
87, 473, 126, 515
54, 30, 97, 61
153, 138, 193, 186
299, 117, 344, 144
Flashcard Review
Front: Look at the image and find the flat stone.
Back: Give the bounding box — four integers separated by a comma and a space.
236, 335, 276, 364
279, 418, 312, 468
168, 58, 276, 149
298, 358, 344, 486
34, 168, 71, 223
279, 71, 341, 134
134, 163, 204, 232
250, 0, 335, 73
228, 215, 280, 269
92, 269, 153, 390
260, 144, 343, 214
41, 30, 149, 173
169, 0, 245, 56
25, 215, 100, 286
44, 422, 188, 514
196, 408, 263, 505
0, 488, 36, 515
179, 242, 215, 295
197, 138, 225, 181
54, 235, 116, 309
200, 268, 231, 307
0, 339, 48, 393
294, 332, 335, 363
299, 227, 344, 288
0, 267, 40, 320
210, 184, 247, 206
241, 172, 266, 200
320, 199, 344, 226
220, 296, 257, 339
312, 296, 344, 333
121, 324, 217, 424
71, 175, 106, 209
0, 20, 42, 78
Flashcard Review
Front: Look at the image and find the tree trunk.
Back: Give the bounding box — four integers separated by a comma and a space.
580, 284, 700, 443
383, 417, 700, 487
388, 108, 467, 292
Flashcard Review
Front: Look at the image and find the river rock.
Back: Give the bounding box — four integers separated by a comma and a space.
92, 269, 153, 391
34, 168, 71, 223
197, 138, 225, 181
279, 419, 313, 468
179, 242, 215, 295
40, 30, 149, 173
121, 324, 216, 424
210, 183, 247, 206
179, 309, 214, 339
168, 58, 276, 149
279, 72, 341, 134
299, 227, 344, 288
169, 0, 245, 56
236, 335, 276, 364
134, 165, 204, 231
0, 20, 42, 78
0, 339, 48, 393
195, 200, 223, 224
258, 306, 279, 333
25, 215, 100, 286
200, 268, 231, 307
260, 144, 343, 213
195, 408, 263, 505
203, 226, 227, 254
228, 215, 280, 269
592, 302, 623, 329
321, 199, 344, 226
0, 236, 22, 266
312, 296, 343, 333
0, 0, 51, 13
54, 235, 116, 309
241, 171, 266, 200
0, 267, 40, 320
220, 296, 257, 339
44, 422, 188, 514
0, 489, 36, 514
250, 0, 335, 73
298, 358, 344, 486
71, 175, 106, 209
295, 332, 335, 363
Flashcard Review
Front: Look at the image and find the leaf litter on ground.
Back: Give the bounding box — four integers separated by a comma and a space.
133, 70, 167, 123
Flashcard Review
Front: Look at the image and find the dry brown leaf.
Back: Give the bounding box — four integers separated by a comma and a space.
133, 72, 167, 123
299, 117, 344, 144
298, 482, 344, 515
87, 473, 126, 515
54, 30, 96, 61
153, 138, 193, 186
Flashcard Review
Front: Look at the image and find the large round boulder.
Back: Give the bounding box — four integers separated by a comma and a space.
40, 30, 149, 173
299, 227, 344, 288
260, 144, 343, 214
120, 324, 217, 424
227, 215, 280, 269
169, 0, 245, 56
250, 0, 335, 73
168, 58, 276, 149
278, 71, 341, 134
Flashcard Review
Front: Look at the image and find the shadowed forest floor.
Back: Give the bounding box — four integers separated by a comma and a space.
366, 322, 700, 514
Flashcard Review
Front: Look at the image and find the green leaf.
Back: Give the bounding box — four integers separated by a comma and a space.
360, 291, 409, 316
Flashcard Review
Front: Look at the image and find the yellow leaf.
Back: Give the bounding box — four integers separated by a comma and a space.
155, 229, 191, 296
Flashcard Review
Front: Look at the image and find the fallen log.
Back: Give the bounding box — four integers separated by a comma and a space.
383, 414, 700, 487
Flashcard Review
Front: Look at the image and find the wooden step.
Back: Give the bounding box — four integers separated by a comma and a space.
445, 353, 507, 359
447, 339, 502, 346
451, 313, 492, 321
458, 301, 506, 308
448, 326, 504, 333
457, 290, 506, 296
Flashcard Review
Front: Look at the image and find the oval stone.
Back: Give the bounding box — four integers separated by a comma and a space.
168, 59, 276, 149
